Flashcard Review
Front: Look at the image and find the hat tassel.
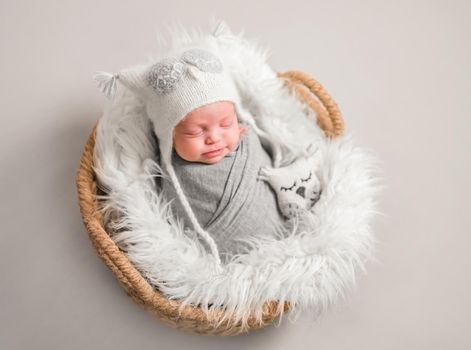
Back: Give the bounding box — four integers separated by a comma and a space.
93, 71, 118, 99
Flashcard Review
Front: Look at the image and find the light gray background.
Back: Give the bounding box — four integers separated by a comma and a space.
1, 0, 469, 349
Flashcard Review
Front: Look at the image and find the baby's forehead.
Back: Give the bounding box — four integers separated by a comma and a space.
179, 103, 238, 126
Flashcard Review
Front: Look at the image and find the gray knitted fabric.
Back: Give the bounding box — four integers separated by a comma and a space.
159, 125, 288, 257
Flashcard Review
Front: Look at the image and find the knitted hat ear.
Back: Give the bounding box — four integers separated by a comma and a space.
210, 19, 234, 38
116, 65, 150, 95
93, 64, 149, 99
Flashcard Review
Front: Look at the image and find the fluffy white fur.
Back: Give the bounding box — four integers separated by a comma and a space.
92, 20, 382, 329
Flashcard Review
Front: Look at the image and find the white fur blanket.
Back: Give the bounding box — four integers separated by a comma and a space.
92, 20, 382, 327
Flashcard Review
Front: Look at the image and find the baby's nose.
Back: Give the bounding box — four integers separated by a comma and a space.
205, 129, 221, 144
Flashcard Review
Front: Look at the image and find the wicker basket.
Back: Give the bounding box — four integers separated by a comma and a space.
76, 71, 344, 336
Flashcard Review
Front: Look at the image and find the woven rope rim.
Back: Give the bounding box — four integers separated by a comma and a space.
76, 70, 344, 336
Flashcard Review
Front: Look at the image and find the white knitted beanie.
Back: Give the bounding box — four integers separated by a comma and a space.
94, 39, 246, 265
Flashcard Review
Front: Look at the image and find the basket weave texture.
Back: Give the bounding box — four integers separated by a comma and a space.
76, 71, 344, 336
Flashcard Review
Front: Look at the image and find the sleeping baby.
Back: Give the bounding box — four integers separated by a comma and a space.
96, 41, 322, 261
159, 100, 287, 257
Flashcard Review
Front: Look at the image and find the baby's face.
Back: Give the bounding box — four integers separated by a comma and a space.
173, 101, 246, 164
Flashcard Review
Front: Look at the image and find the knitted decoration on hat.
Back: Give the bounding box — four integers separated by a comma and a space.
93, 39, 247, 266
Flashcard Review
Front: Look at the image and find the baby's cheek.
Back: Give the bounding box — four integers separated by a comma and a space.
174, 138, 200, 160
188, 140, 203, 156
226, 127, 240, 147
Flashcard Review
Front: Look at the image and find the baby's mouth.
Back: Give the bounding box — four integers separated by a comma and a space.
203, 147, 224, 157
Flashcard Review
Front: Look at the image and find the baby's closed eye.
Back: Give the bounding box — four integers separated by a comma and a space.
220, 121, 233, 128
183, 128, 203, 136
220, 116, 234, 128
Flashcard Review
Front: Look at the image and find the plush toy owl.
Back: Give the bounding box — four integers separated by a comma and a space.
258, 145, 322, 219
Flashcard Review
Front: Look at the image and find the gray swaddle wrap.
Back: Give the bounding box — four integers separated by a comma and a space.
159, 125, 287, 256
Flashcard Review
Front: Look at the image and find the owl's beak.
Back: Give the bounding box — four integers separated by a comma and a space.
296, 186, 306, 198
